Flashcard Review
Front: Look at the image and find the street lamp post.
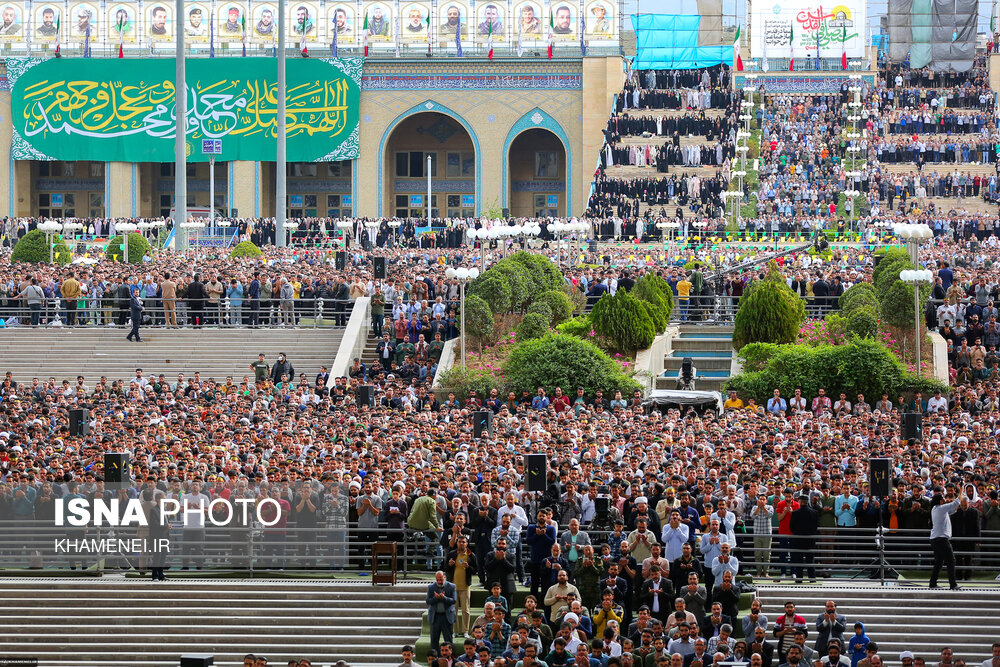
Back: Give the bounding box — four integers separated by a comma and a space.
446, 266, 481, 370
901, 268, 934, 376
284, 220, 300, 246
895, 222, 934, 375
388, 219, 401, 246
38, 221, 61, 264
117, 222, 138, 263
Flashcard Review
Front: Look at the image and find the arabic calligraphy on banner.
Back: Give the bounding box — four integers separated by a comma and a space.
751, 0, 866, 59
7, 56, 362, 163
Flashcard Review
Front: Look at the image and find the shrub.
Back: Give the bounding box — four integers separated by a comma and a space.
536, 290, 574, 326
526, 301, 554, 325
590, 290, 657, 353
462, 294, 495, 342
847, 305, 879, 338
503, 333, 641, 396
641, 273, 674, 319
726, 337, 944, 402
517, 312, 549, 342
871, 247, 911, 286
839, 282, 878, 312
469, 272, 512, 315
824, 312, 849, 339
11, 229, 72, 265
736, 342, 782, 372
632, 275, 672, 332
493, 261, 534, 311
565, 283, 588, 314
881, 279, 929, 330
733, 269, 805, 350
104, 232, 151, 264
556, 315, 594, 338
436, 366, 502, 399
873, 257, 913, 294
509, 251, 565, 293
639, 299, 667, 333
230, 240, 263, 259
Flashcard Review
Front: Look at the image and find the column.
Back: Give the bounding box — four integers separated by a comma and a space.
230, 161, 259, 217
106, 162, 138, 217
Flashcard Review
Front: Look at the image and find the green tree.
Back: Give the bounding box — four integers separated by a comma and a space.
526, 301, 554, 325
503, 333, 640, 396
11, 229, 72, 265
104, 233, 151, 264
846, 305, 879, 338
873, 257, 914, 294
469, 272, 511, 315
492, 261, 533, 311
516, 312, 549, 342
839, 282, 879, 313
536, 290, 574, 326
880, 279, 928, 330
733, 269, 805, 350
509, 250, 565, 293
462, 294, 495, 342
230, 240, 263, 259
590, 290, 657, 353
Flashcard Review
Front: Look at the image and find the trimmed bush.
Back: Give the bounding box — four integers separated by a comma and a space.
536, 290, 574, 326
492, 261, 533, 311
556, 315, 594, 338
436, 366, 502, 400
526, 301, 554, 326
11, 229, 72, 265
509, 250, 565, 293
641, 273, 675, 319
469, 272, 512, 315
881, 279, 929, 330
591, 290, 657, 353
230, 240, 263, 259
632, 275, 672, 332
462, 293, 495, 342
839, 282, 878, 312
847, 305, 879, 339
726, 337, 945, 403
503, 333, 640, 396
105, 232, 151, 264
871, 247, 911, 286
873, 257, 914, 295
733, 268, 805, 349
517, 312, 549, 342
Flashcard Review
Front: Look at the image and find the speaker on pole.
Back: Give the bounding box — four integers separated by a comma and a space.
473, 410, 494, 439
104, 452, 131, 487
901, 412, 923, 442
373, 256, 387, 280
357, 384, 375, 408
68, 408, 90, 436
525, 454, 547, 492
869, 458, 892, 497
336, 251, 347, 270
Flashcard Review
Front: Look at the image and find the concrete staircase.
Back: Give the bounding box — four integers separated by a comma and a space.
656, 325, 734, 393
0, 578, 425, 667
755, 585, 1000, 664
0, 328, 342, 381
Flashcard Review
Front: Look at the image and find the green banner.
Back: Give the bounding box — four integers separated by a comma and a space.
7, 57, 361, 163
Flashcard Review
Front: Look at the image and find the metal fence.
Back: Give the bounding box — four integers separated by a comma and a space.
1, 520, 998, 585
0, 297, 350, 328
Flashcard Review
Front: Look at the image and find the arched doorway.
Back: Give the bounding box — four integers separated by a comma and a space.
383, 111, 477, 219
507, 128, 566, 218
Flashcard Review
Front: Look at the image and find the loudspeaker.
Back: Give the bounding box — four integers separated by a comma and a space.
588, 240, 598, 253
870, 458, 892, 497
525, 454, 547, 492
873, 254, 882, 268
473, 410, 494, 439
336, 251, 347, 270
502, 208, 510, 218
180, 656, 215, 667
104, 452, 130, 486
357, 384, 375, 408
901, 412, 923, 442
374, 256, 387, 280
69, 408, 90, 436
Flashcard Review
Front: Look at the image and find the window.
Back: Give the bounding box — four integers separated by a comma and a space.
89, 162, 105, 178
160, 163, 175, 177
327, 195, 341, 207
395, 151, 437, 177
446, 152, 461, 178
395, 195, 409, 208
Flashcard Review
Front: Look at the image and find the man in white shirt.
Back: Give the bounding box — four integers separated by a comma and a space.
497, 492, 529, 532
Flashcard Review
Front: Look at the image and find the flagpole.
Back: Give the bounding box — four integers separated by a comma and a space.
276, 0, 287, 247
175, 0, 187, 251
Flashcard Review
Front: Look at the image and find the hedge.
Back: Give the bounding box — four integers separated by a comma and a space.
591, 289, 656, 353
556, 315, 594, 338
733, 268, 805, 349
230, 240, 263, 259
503, 333, 640, 396
11, 229, 72, 265
436, 366, 502, 400
104, 232, 151, 264
469, 272, 512, 315
536, 290, 574, 326
516, 312, 549, 342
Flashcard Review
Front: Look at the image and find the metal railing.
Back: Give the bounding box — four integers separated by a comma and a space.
0, 297, 351, 328
1, 520, 998, 585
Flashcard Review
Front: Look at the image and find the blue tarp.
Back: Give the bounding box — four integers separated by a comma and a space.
630, 14, 733, 70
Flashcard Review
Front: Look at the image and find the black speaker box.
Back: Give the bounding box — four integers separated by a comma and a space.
525, 454, 547, 492
870, 458, 892, 497
374, 256, 387, 280
357, 384, 375, 408
901, 412, 923, 442
336, 251, 347, 270
69, 408, 89, 436
180, 656, 215, 667
104, 452, 130, 486
473, 410, 494, 439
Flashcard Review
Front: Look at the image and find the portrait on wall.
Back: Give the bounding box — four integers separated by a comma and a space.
108, 4, 135, 41
183, 3, 209, 41
535, 151, 559, 177
364, 2, 391, 41
289, 2, 318, 41
513, 1, 541, 37
437, 2, 466, 38
585, 0, 613, 36
217, 3, 246, 41
475, 2, 503, 39
400, 3, 428, 41
0, 2, 23, 39
33, 3, 61, 42
549, 2, 575, 38
252, 3, 277, 41
145, 3, 173, 41
328, 4, 355, 43
69, 3, 98, 41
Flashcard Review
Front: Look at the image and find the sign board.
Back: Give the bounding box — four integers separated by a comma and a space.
461, 195, 475, 208
409, 195, 424, 208
546, 195, 559, 208
202, 139, 223, 155
751, 0, 866, 60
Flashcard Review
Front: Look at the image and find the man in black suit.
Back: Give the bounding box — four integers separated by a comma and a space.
748, 626, 777, 667
684, 638, 711, 667
699, 601, 732, 639
484, 538, 518, 600
812, 273, 830, 315
789, 495, 819, 582
127, 287, 145, 342
639, 565, 674, 623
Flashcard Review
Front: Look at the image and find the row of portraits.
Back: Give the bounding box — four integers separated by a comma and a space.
0, 0, 615, 43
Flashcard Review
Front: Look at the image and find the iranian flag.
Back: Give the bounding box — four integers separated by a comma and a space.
487, 21, 494, 60
54, 15, 61, 57
118, 14, 125, 57
300, 18, 308, 56
363, 12, 369, 56
426, 13, 431, 55
841, 24, 847, 69
788, 24, 795, 70
547, 11, 554, 59
241, 14, 247, 57
733, 25, 742, 71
